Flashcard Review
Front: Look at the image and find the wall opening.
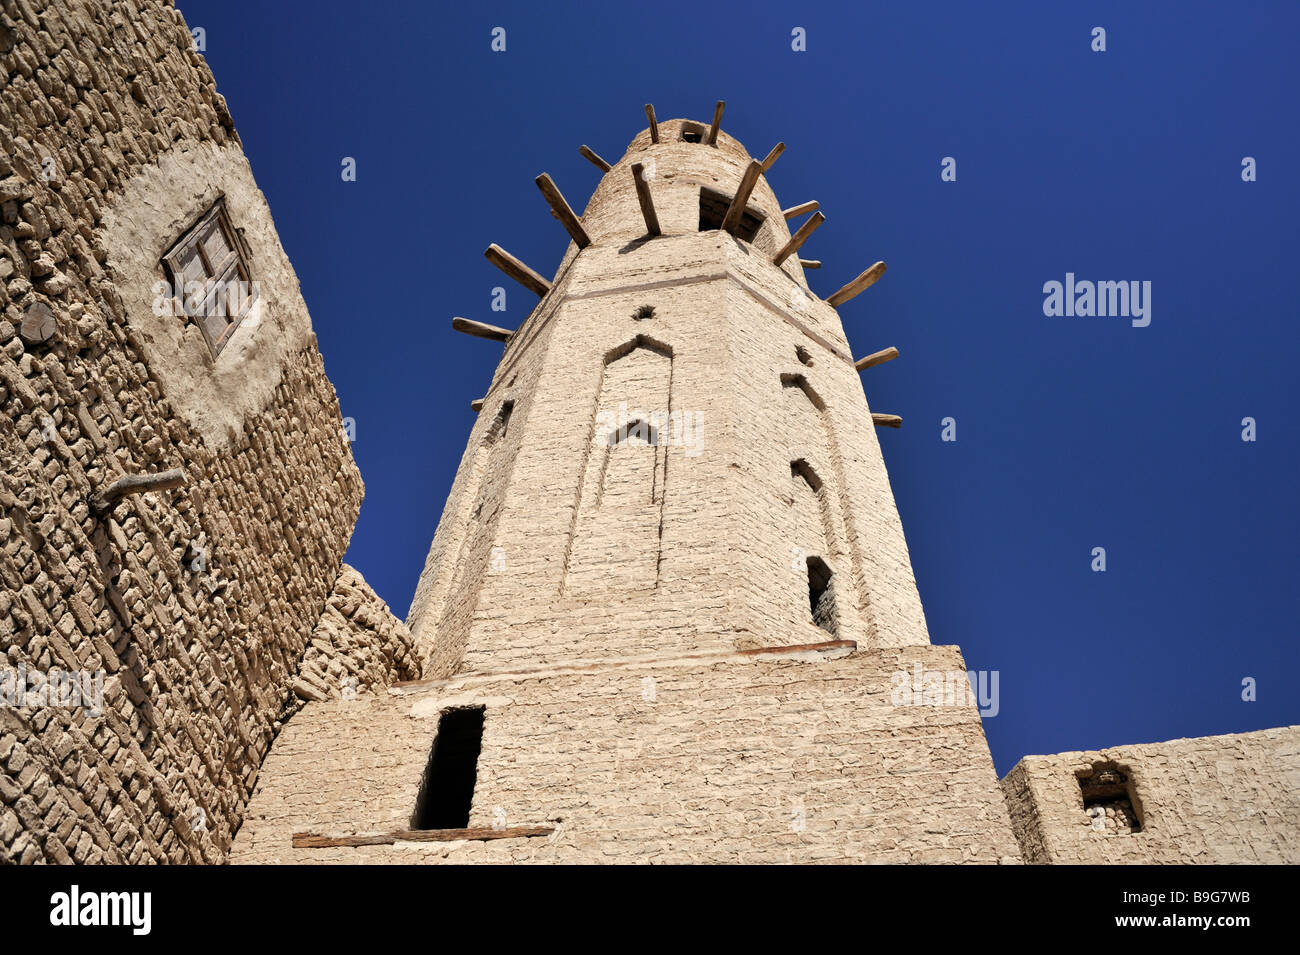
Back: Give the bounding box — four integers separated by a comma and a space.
806, 556, 836, 636
680, 122, 705, 143
411, 706, 485, 830
1077, 762, 1143, 834
699, 187, 764, 243
796, 345, 814, 367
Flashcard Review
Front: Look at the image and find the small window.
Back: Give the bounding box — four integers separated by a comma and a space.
162, 198, 256, 357
412, 706, 485, 830
699, 187, 764, 243
1078, 762, 1143, 834
806, 556, 836, 635
796, 345, 814, 367
680, 122, 705, 143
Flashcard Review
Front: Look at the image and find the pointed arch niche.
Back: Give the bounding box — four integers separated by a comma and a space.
562, 335, 675, 595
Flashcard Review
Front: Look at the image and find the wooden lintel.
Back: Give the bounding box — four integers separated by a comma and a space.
721, 160, 763, 235
484, 244, 551, 296
644, 104, 659, 143
630, 163, 661, 237
452, 316, 512, 343
772, 211, 825, 266
799, 259, 821, 270
91, 468, 185, 514
854, 346, 899, 372
760, 142, 785, 172
782, 200, 819, 220
872, 413, 902, 429
292, 826, 555, 848
535, 173, 590, 249
578, 144, 611, 172
827, 261, 887, 307
706, 100, 725, 145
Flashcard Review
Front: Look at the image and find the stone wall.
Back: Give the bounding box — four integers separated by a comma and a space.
0, 0, 362, 863
293, 564, 418, 703
1001, 726, 1300, 864
232, 644, 1021, 864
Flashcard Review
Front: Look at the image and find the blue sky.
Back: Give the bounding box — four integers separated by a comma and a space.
179, 0, 1299, 774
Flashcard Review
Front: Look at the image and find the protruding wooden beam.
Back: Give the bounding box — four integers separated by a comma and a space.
799, 259, 821, 270
644, 104, 659, 143
782, 200, 819, 220
293, 826, 555, 848
470, 398, 485, 413
578, 144, 611, 172
484, 244, 551, 296
772, 211, 824, 266
827, 261, 887, 307
452, 316, 512, 343
534, 173, 590, 249
721, 160, 763, 235
706, 100, 725, 146
872, 414, 902, 429
630, 163, 661, 237
760, 142, 785, 172
91, 468, 185, 514
854, 346, 899, 372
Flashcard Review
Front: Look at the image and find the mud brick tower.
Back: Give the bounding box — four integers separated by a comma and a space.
233, 105, 1022, 863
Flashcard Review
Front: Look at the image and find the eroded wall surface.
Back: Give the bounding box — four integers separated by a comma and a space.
233, 645, 1021, 864
1001, 726, 1300, 864
0, 0, 361, 862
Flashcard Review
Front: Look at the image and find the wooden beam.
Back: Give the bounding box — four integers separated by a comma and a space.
799, 259, 821, 270
292, 826, 554, 848
827, 261, 887, 307
772, 211, 824, 266
91, 468, 185, 514
452, 316, 512, 343
782, 200, 819, 220
720, 160, 763, 235
644, 104, 659, 143
630, 163, 661, 237
760, 142, 785, 172
484, 244, 551, 296
578, 144, 611, 172
470, 399, 485, 412
706, 100, 725, 145
872, 414, 902, 429
534, 173, 590, 249
854, 346, 899, 372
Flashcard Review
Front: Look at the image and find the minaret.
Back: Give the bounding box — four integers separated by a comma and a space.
408, 103, 927, 678
236, 104, 1021, 863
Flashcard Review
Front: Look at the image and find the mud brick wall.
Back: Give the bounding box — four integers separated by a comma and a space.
0, 0, 363, 862
232, 645, 1022, 864
293, 564, 418, 703
1001, 726, 1300, 864
407, 121, 932, 681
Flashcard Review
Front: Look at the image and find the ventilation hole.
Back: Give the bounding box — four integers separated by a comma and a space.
806, 556, 836, 636
680, 123, 704, 143
411, 706, 485, 830
790, 458, 822, 492
632, 304, 655, 320
796, 345, 814, 367
1078, 762, 1143, 834
699, 187, 763, 242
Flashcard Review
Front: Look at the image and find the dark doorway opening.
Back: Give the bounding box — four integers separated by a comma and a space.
411, 706, 485, 829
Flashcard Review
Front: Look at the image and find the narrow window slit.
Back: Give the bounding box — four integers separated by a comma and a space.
806, 556, 836, 636
412, 706, 485, 830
